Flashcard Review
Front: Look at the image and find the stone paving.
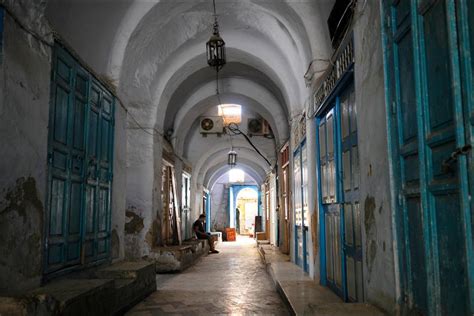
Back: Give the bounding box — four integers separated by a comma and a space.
127, 236, 289, 315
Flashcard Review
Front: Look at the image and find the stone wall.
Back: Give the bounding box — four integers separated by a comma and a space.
0, 0, 52, 294
353, 1, 397, 313
111, 104, 127, 261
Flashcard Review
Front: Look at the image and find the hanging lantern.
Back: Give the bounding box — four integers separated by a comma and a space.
228, 150, 237, 168
206, 31, 226, 71
206, 0, 226, 71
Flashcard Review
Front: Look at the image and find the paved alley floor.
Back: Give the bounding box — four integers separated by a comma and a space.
127, 236, 289, 315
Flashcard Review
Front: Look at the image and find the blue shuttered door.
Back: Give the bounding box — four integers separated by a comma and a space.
84, 82, 114, 263
382, 0, 474, 314
293, 147, 304, 269
317, 79, 363, 302
45, 44, 114, 276
340, 84, 363, 302
318, 108, 344, 297
382, 1, 428, 313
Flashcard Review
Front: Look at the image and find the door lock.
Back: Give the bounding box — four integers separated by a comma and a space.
442, 144, 472, 173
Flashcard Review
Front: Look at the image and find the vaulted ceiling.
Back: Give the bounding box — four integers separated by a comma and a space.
46, 0, 334, 188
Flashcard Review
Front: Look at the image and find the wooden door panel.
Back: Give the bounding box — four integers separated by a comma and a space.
46, 44, 114, 276
383, 0, 474, 313
406, 197, 427, 314
419, 1, 469, 313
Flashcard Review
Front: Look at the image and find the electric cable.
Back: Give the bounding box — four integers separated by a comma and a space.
226, 123, 272, 167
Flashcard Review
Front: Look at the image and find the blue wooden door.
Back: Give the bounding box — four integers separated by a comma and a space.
293, 144, 308, 272
301, 142, 309, 273
318, 108, 344, 296
293, 147, 304, 269
45, 46, 86, 274
83, 81, 114, 263
382, 1, 474, 314
340, 83, 363, 302
317, 81, 363, 302
45, 44, 114, 276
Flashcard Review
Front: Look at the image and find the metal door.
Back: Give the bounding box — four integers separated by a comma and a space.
382, 1, 474, 314
45, 44, 114, 275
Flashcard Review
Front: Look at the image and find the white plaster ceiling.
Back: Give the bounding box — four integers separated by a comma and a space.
46, 0, 334, 186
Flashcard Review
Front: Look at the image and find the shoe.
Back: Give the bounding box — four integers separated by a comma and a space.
210, 250, 219, 254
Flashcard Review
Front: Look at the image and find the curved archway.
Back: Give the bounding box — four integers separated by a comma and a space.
231, 185, 260, 233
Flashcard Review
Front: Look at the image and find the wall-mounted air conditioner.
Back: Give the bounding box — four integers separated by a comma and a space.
200, 116, 224, 134
247, 118, 271, 137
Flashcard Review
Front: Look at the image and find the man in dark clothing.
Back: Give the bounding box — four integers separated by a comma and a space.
193, 214, 219, 253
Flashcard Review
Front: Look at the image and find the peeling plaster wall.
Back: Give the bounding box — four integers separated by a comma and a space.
305, 114, 317, 280
353, 1, 396, 313
209, 182, 228, 232
45, 0, 132, 77
124, 129, 155, 258
0, 0, 52, 294
111, 105, 127, 261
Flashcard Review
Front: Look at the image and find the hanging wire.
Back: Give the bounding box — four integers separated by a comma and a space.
215, 69, 223, 106
1, 4, 55, 48
226, 123, 272, 167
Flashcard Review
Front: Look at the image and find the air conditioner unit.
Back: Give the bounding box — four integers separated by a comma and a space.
247, 118, 271, 137
200, 116, 224, 134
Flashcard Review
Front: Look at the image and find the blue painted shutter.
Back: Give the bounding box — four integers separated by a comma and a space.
46, 45, 114, 275
382, 0, 474, 314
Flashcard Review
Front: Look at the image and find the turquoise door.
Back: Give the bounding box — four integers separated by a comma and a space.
45, 46, 85, 273
317, 79, 364, 302
339, 83, 363, 302
45, 44, 114, 276
318, 107, 344, 297
84, 81, 114, 263
382, 0, 474, 314
293, 144, 308, 272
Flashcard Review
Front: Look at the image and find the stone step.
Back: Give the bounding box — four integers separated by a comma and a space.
149, 239, 210, 273
114, 279, 135, 290
258, 245, 385, 316
95, 260, 155, 280
29, 278, 115, 316
0, 261, 156, 316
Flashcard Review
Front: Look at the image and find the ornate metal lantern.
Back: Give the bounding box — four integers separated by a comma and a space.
227, 150, 237, 168
206, 0, 226, 71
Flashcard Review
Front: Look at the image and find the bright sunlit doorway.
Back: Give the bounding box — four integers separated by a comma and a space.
234, 187, 258, 237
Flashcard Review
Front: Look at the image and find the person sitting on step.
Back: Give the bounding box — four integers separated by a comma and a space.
193, 214, 219, 254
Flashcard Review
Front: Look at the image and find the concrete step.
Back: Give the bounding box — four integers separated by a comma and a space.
0, 261, 156, 316
30, 278, 115, 316
259, 244, 385, 316
149, 239, 209, 273
95, 260, 155, 280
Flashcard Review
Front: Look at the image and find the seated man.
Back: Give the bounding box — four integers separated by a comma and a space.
193, 214, 219, 254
